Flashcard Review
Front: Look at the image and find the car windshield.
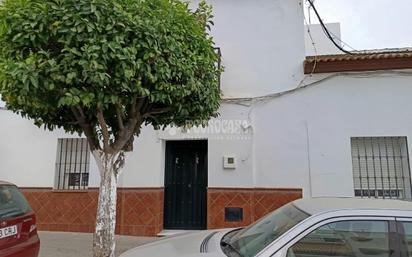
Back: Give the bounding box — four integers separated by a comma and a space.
225, 203, 309, 257
0, 185, 32, 219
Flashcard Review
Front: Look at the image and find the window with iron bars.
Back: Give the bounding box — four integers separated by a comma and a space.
55, 138, 90, 190
351, 137, 412, 200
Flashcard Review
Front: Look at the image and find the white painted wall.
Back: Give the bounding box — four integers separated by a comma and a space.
304, 23, 342, 56
253, 71, 412, 197
117, 126, 164, 188
0, 110, 101, 187
191, 0, 306, 98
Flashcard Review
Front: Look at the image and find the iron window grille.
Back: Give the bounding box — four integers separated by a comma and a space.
214, 47, 222, 90
351, 137, 412, 200
55, 138, 90, 190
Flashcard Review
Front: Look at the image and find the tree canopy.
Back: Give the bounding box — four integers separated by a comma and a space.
0, 0, 221, 153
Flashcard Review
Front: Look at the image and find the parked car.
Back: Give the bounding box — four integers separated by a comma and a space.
121, 197, 412, 257
0, 181, 40, 257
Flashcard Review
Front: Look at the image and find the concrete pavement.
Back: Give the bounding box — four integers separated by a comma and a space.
38, 231, 158, 257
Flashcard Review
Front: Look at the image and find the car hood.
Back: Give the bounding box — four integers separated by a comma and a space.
120, 229, 234, 257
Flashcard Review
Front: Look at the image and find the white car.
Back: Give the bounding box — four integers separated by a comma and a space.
121, 197, 412, 257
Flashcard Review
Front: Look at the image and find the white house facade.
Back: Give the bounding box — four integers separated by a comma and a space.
2, 0, 412, 236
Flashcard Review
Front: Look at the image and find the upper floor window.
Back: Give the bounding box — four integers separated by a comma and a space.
54, 138, 90, 190
351, 137, 412, 200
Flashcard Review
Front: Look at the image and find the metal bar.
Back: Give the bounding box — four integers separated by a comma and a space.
391, 138, 399, 198
62, 138, 69, 189
378, 138, 385, 199
79, 138, 84, 189
74, 138, 79, 190
384, 137, 392, 198
355, 138, 363, 197
57, 139, 64, 189
403, 137, 412, 200
85, 139, 89, 188
68, 138, 73, 189
363, 137, 370, 196
399, 137, 408, 199
371, 138, 378, 197
351, 138, 358, 196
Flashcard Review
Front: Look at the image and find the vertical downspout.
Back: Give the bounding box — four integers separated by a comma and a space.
305, 120, 313, 198
249, 105, 257, 222
250, 107, 257, 190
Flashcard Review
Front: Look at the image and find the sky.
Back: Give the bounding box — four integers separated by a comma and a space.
304, 0, 412, 51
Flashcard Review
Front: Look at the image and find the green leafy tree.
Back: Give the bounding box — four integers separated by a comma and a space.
0, 0, 221, 256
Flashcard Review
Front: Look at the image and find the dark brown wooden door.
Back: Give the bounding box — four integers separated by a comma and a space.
164, 140, 207, 230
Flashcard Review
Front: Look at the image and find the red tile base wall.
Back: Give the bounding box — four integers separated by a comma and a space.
116, 188, 164, 236
22, 187, 301, 236
207, 188, 302, 229
22, 188, 164, 236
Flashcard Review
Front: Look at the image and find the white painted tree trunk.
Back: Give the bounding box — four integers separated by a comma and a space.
92, 150, 125, 257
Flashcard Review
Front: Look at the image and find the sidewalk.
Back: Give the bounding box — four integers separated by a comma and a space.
38, 231, 158, 257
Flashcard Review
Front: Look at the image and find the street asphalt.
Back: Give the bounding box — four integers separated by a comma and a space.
38, 231, 158, 257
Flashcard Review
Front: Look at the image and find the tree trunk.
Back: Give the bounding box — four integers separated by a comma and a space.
92, 150, 125, 257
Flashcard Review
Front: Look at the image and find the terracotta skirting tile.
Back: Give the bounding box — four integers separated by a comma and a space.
22, 188, 164, 237
23, 187, 300, 236
207, 188, 302, 229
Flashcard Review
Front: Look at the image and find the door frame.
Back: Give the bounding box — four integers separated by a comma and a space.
163, 140, 208, 230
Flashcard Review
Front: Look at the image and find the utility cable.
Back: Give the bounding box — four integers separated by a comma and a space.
306, 0, 355, 55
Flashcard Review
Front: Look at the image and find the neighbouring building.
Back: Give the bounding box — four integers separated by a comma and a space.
2, 0, 412, 236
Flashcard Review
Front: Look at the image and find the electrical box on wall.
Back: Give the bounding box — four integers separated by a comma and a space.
223, 155, 236, 169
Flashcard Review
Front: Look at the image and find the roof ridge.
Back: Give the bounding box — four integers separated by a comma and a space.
307, 47, 412, 59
